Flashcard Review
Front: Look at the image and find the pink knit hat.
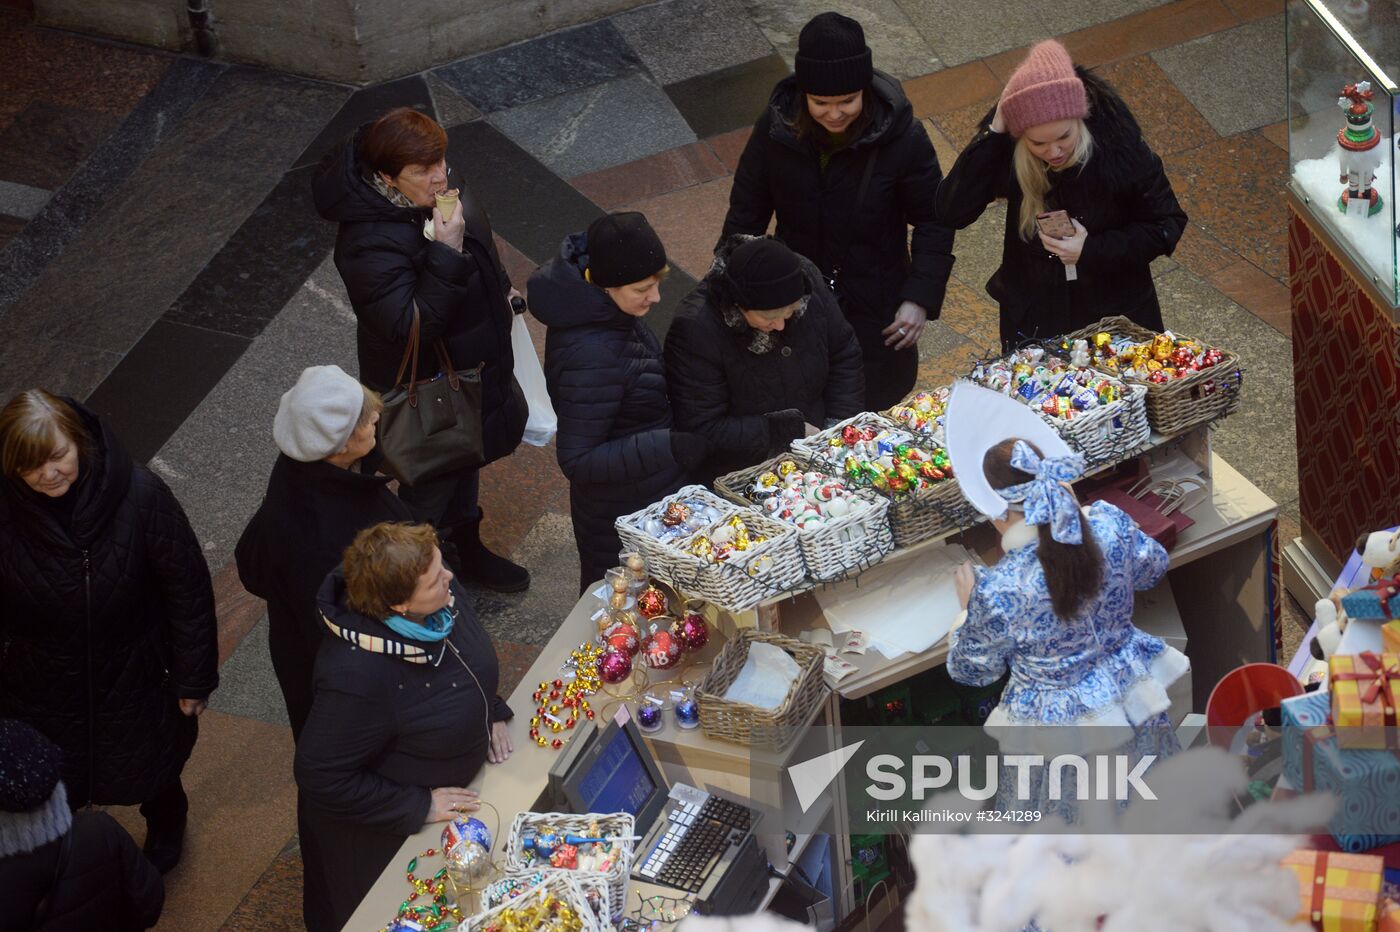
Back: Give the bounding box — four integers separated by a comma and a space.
999, 40, 1089, 138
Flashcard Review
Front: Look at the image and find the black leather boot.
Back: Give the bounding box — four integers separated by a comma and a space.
140, 780, 188, 874
451, 512, 530, 593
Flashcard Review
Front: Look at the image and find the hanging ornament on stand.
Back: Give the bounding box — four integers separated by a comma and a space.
641, 621, 684, 671
673, 599, 710, 652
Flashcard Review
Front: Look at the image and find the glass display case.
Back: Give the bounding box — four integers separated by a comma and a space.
1286, 0, 1400, 305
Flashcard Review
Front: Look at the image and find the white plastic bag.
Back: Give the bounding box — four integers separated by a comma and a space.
511, 313, 557, 447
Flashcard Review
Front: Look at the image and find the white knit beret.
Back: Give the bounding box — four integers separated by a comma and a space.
273, 365, 364, 462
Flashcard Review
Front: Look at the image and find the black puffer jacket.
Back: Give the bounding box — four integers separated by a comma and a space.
295, 570, 511, 932
530, 233, 691, 590
665, 239, 865, 485
720, 70, 955, 329
234, 455, 413, 739
935, 69, 1187, 348
312, 128, 526, 464
0, 404, 218, 806
1, 810, 164, 932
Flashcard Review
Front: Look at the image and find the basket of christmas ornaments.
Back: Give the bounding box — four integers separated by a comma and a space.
791, 412, 970, 548
713, 455, 894, 583
1062, 315, 1244, 435
614, 485, 805, 611
588, 554, 712, 697
478, 869, 610, 929
502, 811, 635, 922
694, 628, 828, 750
971, 344, 1150, 466
461, 870, 604, 932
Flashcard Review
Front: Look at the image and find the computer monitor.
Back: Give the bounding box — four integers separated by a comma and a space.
548, 708, 669, 833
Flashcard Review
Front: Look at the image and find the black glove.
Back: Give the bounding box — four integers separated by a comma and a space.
669, 431, 709, 471
762, 408, 806, 453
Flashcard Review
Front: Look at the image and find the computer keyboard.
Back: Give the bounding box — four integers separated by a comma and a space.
634, 792, 754, 892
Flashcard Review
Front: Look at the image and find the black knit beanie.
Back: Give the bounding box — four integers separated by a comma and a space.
585, 212, 667, 288
795, 12, 873, 96
725, 238, 809, 311
0, 719, 72, 857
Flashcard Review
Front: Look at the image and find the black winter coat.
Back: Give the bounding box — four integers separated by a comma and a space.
935, 69, 1187, 349
234, 455, 413, 739
0, 405, 218, 807
1, 810, 164, 932
665, 244, 865, 485
312, 128, 526, 465
294, 571, 511, 932
721, 71, 955, 329
530, 233, 691, 589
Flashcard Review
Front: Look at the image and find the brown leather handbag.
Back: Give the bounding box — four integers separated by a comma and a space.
376, 303, 485, 487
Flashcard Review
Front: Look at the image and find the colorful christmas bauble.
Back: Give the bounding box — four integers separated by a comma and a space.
641, 629, 683, 670
674, 612, 709, 652
636, 701, 662, 732
442, 815, 493, 856
675, 696, 700, 729
636, 585, 668, 619
597, 648, 633, 683
444, 839, 491, 887
604, 621, 641, 656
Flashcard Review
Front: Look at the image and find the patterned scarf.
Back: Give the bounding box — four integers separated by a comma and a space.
367, 171, 418, 210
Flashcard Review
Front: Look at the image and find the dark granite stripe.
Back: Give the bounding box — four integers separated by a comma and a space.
447, 119, 603, 265
0, 58, 226, 313
434, 20, 642, 113
0, 101, 121, 190
85, 320, 251, 464
292, 74, 430, 171
664, 53, 788, 139
164, 163, 337, 338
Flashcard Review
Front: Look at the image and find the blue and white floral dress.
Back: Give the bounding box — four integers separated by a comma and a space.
948, 500, 1187, 816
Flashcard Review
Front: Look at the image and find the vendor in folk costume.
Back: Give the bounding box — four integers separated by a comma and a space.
943, 383, 1187, 819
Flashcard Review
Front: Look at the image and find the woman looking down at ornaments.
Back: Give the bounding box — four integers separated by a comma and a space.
664, 235, 864, 486
530, 212, 703, 594
294, 522, 511, 932
935, 40, 1187, 351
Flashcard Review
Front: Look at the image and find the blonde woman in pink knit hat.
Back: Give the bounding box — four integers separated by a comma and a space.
936, 40, 1186, 350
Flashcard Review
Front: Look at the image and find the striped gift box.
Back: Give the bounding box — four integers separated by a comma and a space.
1383, 622, 1399, 655
1329, 652, 1399, 749
1283, 850, 1383, 931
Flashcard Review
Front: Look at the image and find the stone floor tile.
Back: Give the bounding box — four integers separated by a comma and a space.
614, 0, 774, 85
747, 0, 942, 79
930, 97, 994, 152
663, 53, 790, 139
0, 334, 118, 403
1259, 120, 1288, 151
426, 71, 482, 128
937, 275, 1002, 343
0, 212, 22, 250
1166, 132, 1288, 280
948, 204, 1009, 306
1208, 258, 1291, 336
449, 120, 604, 266
0, 58, 224, 314
220, 836, 304, 932
0, 101, 120, 190
705, 126, 753, 174
492, 73, 697, 184
921, 118, 960, 173
1060, 0, 1237, 68
291, 74, 421, 170
436, 20, 642, 113
903, 61, 1001, 119
984, 46, 1028, 82
0, 177, 46, 218
1092, 56, 1216, 156
1169, 222, 1240, 279
1036, 0, 1173, 36
478, 438, 570, 557
104, 711, 297, 932
570, 141, 726, 210
900, 0, 1044, 68
210, 616, 290, 728
1223, 0, 1281, 21
494, 638, 546, 699
1151, 15, 1286, 136
495, 235, 540, 302
470, 511, 583, 647
210, 559, 267, 666
629, 175, 734, 279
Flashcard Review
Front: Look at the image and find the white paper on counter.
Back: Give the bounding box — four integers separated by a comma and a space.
816, 543, 971, 658
724, 641, 801, 709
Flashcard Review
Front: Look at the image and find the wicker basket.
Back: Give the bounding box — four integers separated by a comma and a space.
695, 629, 830, 749
880, 387, 952, 451
713, 455, 896, 583
1042, 381, 1151, 468
615, 485, 806, 611
791, 414, 972, 548
462, 871, 602, 932
1064, 315, 1245, 435
479, 870, 610, 925
503, 811, 635, 921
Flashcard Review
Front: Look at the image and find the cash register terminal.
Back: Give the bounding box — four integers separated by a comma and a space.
540, 710, 769, 915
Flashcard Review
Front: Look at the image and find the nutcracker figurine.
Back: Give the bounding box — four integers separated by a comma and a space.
1336, 80, 1384, 216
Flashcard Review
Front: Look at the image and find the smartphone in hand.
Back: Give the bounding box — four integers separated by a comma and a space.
1036, 209, 1076, 239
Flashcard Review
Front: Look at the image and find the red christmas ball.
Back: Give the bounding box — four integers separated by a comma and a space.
674, 613, 709, 651
597, 648, 633, 684
636, 586, 669, 619
641, 630, 683, 670
605, 621, 641, 656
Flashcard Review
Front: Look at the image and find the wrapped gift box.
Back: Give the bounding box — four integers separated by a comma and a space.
1328, 652, 1399, 749
1381, 898, 1399, 932
1383, 622, 1400, 655
1341, 577, 1400, 622
1282, 692, 1400, 852
1283, 849, 1384, 931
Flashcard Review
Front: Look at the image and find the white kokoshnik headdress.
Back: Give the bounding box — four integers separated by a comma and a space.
945, 381, 1086, 542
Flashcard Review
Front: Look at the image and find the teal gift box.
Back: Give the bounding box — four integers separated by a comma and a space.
1282, 691, 1400, 852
